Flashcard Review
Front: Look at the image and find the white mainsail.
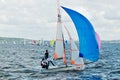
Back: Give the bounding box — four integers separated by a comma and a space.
54, 22, 64, 59
54, 0, 66, 64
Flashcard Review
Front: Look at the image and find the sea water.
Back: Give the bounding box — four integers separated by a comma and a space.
0, 40, 120, 80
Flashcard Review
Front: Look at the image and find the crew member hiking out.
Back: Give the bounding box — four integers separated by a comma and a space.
41, 50, 55, 69
41, 58, 49, 69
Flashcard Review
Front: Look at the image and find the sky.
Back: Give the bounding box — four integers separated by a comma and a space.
0, 0, 120, 40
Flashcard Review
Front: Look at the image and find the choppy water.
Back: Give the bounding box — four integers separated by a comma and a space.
0, 41, 120, 80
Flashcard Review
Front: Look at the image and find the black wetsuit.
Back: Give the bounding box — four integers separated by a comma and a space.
45, 52, 49, 59
41, 58, 49, 69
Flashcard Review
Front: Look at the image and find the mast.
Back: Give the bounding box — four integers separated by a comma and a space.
57, 0, 61, 22
54, 0, 67, 65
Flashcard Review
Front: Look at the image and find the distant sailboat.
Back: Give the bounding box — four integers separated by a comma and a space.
37, 40, 41, 46
33, 40, 37, 45
50, 39, 55, 47
13, 41, 16, 44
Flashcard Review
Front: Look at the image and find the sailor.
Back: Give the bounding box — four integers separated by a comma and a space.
41, 50, 49, 69
44, 50, 49, 59
41, 49, 55, 70
41, 58, 49, 69
44, 50, 55, 66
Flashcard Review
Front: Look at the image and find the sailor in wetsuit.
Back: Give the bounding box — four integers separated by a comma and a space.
41, 50, 55, 69
41, 50, 49, 69
45, 50, 49, 59
41, 58, 49, 69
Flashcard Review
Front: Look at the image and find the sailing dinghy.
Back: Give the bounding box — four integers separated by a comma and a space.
41, 0, 100, 73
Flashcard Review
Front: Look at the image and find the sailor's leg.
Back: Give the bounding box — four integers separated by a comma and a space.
45, 62, 49, 69
45, 64, 49, 69
50, 60, 55, 66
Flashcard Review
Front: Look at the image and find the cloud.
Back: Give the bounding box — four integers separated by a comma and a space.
0, 0, 120, 40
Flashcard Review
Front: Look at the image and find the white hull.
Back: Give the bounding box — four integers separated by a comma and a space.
40, 65, 85, 73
